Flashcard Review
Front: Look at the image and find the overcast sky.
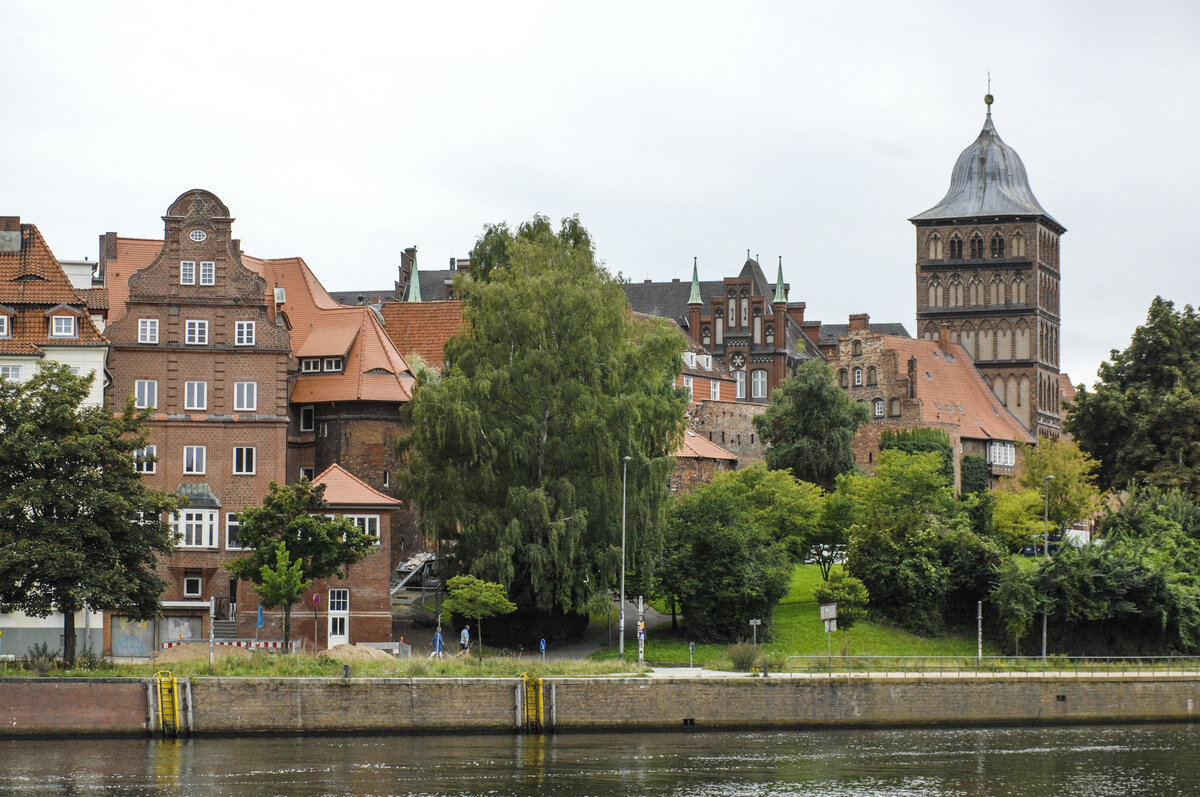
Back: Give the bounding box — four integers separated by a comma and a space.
5, 2, 1199, 388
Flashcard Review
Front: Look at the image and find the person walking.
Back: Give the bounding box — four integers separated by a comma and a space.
460, 625, 470, 653
429, 625, 444, 659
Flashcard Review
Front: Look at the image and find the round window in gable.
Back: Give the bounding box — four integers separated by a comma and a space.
189, 230, 207, 242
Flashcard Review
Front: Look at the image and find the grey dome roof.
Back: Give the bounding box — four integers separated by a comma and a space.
911, 113, 1061, 228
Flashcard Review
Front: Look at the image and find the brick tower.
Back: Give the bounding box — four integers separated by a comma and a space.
910, 94, 1064, 437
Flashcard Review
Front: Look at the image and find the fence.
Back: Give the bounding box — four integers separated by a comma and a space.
782, 655, 1200, 677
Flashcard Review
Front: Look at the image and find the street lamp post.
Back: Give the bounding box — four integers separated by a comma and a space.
1042, 474, 1054, 661
619, 455, 631, 661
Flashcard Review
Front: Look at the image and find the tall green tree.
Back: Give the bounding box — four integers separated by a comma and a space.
468, 214, 594, 283
754, 359, 869, 491
0, 364, 181, 663
1067, 297, 1200, 495
1013, 436, 1103, 539
400, 216, 688, 642
253, 543, 311, 650
226, 480, 375, 650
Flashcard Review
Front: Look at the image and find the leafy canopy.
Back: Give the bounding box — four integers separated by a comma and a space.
441, 574, 518, 654
400, 215, 688, 634
1012, 436, 1103, 535
754, 359, 869, 491
0, 364, 181, 663
1067, 297, 1200, 496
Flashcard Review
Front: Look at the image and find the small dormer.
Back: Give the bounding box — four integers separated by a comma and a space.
45, 303, 83, 338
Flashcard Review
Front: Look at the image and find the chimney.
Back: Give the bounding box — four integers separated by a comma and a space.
0, 217, 20, 253
848, 313, 870, 332
938, 323, 952, 351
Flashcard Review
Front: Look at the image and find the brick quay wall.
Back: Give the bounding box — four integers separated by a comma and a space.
2, 675, 1198, 737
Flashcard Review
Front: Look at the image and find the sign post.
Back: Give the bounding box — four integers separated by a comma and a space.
540, 638, 546, 663
313, 592, 321, 653
819, 603, 838, 672
637, 596, 645, 667
749, 618, 761, 646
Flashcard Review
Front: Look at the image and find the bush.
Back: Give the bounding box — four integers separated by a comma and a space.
22, 643, 59, 676
727, 640, 759, 671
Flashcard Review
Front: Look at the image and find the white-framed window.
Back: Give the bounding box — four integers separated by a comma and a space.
51, 315, 75, 337
173, 509, 217, 548
234, 381, 257, 411
199, 261, 215, 286
0, 316, 9, 337
235, 321, 255, 346
183, 445, 206, 474
226, 513, 244, 550
134, 379, 157, 409
180, 260, 196, 285
988, 441, 1016, 467
874, 399, 885, 417
183, 573, 203, 597
134, 444, 157, 474
233, 446, 256, 475
710, 379, 721, 401
0, 365, 19, 381
346, 514, 381, 543
301, 359, 320, 373
185, 320, 208, 345
184, 381, 208, 411
189, 229, 207, 243
734, 370, 746, 400
299, 405, 314, 431
299, 466, 315, 481
138, 318, 159, 343
323, 357, 343, 372
853, 367, 863, 386
682, 375, 693, 401
751, 370, 768, 399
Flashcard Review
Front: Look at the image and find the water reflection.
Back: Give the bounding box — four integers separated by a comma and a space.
0, 725, 1198, 796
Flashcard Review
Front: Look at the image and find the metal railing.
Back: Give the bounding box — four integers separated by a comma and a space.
781, 655, 1200, 677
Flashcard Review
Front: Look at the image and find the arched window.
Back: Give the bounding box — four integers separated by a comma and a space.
1014, 277, 1026, 304
928, 233, 943, 260
970, 234, 984, 259
949, 280, 963, 307
839, 369, 848, 388
929, 279, 944, 308
751, 369, 768, 399
889, 398, 901, 416
949, 234, 963, 260
866, 366, 877, 385
991, 233, 1005, 258
873, 399, 884, 417
852, 340, 862, 356
1012, 231, 1025, 257
853, 367, 863, 387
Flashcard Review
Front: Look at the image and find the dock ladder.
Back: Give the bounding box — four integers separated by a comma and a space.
154, 670, 179, 738
521, 672, 543, 733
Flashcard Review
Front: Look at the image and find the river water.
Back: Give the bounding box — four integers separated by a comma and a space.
1, 724, 1198, 796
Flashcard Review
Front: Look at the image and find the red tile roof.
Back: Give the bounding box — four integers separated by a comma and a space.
313, 463, 402, 506
674, 428, 737, 461
378, 301, 464, 372
0, 223, 107, 350
1059, 373, 1077, 402
104, 239, 414, 404
883, 336, 1036, 444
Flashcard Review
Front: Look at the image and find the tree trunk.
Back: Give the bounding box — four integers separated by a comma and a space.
475, 618, 482, 657
61, 609, 76, 665
282, 604, 292, 651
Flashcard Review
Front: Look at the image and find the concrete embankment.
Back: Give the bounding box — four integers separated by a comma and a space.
2, 675, 1199, 737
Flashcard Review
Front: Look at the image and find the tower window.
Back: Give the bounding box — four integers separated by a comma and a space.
928, 233, 944, 260
991, 233, 1005, 258
853, 368, 863, 387
949, 235, 963, 260
970, 234, 984, 259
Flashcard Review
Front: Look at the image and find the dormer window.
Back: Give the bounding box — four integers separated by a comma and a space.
51, 315, 75, 337
0, 315, 8, 337
301, 359, 321, 373
323, 357, 344, 372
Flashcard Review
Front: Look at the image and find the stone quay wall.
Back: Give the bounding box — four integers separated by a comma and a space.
2, 675, 1199, 737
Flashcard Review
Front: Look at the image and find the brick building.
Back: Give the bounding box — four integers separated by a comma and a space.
910, 96, 1064, 437
827, 314, 1035, 488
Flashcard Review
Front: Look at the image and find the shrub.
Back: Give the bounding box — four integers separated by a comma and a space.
727, 640, 759, 671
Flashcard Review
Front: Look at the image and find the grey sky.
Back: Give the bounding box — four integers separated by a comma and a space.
5, 2, 1198, 388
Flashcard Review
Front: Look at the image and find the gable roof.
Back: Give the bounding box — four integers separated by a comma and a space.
378, 300, 464, 372
674, 428, 737, 462
313, 463, 402, 506
883, 335, 1035, 445
819, 322, 910, 345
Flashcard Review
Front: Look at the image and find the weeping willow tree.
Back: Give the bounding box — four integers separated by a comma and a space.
399, 215, 688, 642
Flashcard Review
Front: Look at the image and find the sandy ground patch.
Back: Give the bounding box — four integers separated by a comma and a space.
323, 644, 395, 663
152, 644, 253, 664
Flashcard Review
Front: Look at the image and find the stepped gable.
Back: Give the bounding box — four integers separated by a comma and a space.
313, 463, 402, 506
378, 300, 464, 372
889, 334, 1035, 444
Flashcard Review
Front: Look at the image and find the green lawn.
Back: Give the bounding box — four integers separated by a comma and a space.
592, 563, 999, 668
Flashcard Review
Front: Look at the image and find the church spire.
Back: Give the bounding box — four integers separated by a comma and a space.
774, 256, 786, 303
687, 257, 701, 305
407, 248, 422, 302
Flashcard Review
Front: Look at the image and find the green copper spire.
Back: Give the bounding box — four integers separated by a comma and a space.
687, 256, 702, 305
774, 256, 786, 303
407, 249, 422, 302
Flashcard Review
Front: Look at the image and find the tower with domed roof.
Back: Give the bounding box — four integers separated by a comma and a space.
910, 93, 1064, 438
